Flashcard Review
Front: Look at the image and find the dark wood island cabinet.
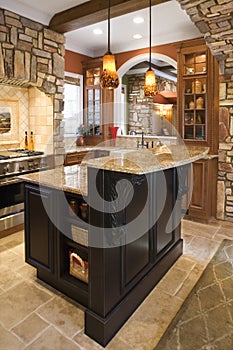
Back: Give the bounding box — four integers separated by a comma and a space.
22, 145, 209, 346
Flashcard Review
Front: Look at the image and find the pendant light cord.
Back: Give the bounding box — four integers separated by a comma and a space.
107, 0, 111, 54
149, 0, 152, 70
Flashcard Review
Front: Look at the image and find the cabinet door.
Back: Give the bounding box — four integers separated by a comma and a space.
86, 87, 101, 136
187, 158, 217, 222
25, 184, 55, 273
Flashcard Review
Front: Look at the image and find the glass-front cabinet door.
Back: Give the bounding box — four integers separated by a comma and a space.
182, 51, 207, 141
83, 57, 115, 143
86, 88, 101, 136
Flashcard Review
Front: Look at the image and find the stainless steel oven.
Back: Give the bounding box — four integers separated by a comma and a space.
0, 150, 53, 235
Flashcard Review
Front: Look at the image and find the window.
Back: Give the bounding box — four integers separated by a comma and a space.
63, 73, 83, 137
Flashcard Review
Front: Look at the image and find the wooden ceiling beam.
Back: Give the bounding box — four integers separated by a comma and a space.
49, 0, 169, 33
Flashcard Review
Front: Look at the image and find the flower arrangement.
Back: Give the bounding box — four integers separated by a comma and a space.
76, 124, 88, 136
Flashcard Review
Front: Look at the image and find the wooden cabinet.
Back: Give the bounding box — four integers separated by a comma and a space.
82, 58, 114, 145
24, 183, 89, 306
188, 157, 218, 221
24, 184, 55, 273
24, 164, 183, 346
176, 39, 219, 222
64, 150, 88, 166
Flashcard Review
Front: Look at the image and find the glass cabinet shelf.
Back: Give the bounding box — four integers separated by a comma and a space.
182, 50, 207, 141
184, 52, 206, 76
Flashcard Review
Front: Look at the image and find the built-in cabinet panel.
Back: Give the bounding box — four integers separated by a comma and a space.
176, 38, 219, 222
25, 184, 54, 273
24, 183, 89, 306
188, 158, 218, 221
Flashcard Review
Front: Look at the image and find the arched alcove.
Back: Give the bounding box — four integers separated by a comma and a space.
114, 53, 177, 134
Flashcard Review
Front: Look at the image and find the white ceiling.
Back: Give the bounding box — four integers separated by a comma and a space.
1, 0, 201, 57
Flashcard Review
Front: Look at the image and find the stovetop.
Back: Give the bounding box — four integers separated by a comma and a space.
0, 149, 44, 160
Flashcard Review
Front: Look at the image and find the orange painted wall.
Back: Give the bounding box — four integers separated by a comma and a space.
65, 50, 91, 74
65, 43, 177, 74
115, 43, 177, 69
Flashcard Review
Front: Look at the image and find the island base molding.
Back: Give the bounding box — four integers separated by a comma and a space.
85, 239, 183, 346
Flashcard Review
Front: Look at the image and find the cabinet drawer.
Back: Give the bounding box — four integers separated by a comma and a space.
64, 151, 88, 166
71, 225, 88, 247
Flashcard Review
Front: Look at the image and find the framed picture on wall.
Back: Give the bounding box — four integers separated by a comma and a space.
0, 99, 19, 145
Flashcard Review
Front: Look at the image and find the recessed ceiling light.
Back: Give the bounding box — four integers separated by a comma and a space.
93, 28, 103, 35
133, 34, 143, 39
133, 16, 144, 24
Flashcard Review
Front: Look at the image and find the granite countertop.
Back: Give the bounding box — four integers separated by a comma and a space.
20, 145, 209, 195
20, 164, 88, 196
85, 145, 210, 175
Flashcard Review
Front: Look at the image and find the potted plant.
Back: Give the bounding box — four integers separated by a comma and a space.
76, 124, 88, 146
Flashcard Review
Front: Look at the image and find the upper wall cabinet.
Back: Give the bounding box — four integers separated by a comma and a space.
176, 38, 219, 154
82, 58, 114, 145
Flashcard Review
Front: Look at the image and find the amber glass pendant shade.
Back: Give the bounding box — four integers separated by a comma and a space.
100, 0, 119, 89
144, 69, 158, 97
144, 0, 158, 97
100, 53, 119, 89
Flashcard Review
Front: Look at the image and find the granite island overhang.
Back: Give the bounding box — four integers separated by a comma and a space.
20, 145, 209, 347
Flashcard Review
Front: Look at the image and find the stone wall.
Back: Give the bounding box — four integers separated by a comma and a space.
217, 60, 233, 221
177, 0, 233, 62
127, 73, 176, 133
0, 8, 65, 165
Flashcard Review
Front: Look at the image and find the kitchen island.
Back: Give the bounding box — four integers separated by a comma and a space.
21, 145, 209, 346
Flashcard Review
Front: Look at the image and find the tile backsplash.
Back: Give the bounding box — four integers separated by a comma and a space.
0, 85, 53, 153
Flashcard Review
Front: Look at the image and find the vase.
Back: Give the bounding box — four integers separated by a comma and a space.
109, 126, 119, 146
76, 135, 85, 146
189, 101, 195, 109
196, 97, 204, 109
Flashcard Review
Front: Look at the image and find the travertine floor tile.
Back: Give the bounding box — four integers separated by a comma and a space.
175, 263, 203, 300
0, 324, 24, 350
0, 264, 24, 291
73, 330, 104, 350
16, 264, 36, 281
106, 336, 135, 350
37, 295, 84, 337
214, 226, 233, 241
0, 281, 52, 329
0, 220, 233, 349
25, 326, 80, 350
116, 319, 160, 350
184, 236, 220, 263
156, 266, 189, 295
0, 249, 25, 270
182, 220, 218, 239
1, 231, 24, 246
172, 255, 196, 272
121, 289, 184, 349
12, 313, 49, 345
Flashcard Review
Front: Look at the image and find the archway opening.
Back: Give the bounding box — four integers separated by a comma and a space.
114, 53, 177, 135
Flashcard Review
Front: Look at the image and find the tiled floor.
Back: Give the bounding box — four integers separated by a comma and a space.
0, 219, 233, 350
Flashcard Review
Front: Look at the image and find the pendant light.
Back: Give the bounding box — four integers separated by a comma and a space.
100, 0, 119, 89
144, 0, 158, 97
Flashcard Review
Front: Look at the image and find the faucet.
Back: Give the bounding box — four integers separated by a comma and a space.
156, 140, 163, 147
137, 132, 148, 149
137, 135, 163, 149
137, 131, 149, 148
